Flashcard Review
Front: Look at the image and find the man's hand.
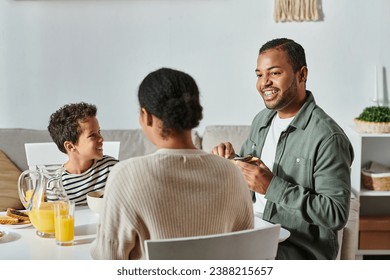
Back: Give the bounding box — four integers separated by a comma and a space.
233, 159, 273, 194
211, 142, 236, 159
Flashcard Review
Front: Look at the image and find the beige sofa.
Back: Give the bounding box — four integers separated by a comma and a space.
0, 126, 359, 259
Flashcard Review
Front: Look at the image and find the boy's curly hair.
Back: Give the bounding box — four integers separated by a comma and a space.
48, 102, 97, 153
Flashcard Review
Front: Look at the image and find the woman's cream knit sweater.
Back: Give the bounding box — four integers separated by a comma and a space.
90, 149, 254, 260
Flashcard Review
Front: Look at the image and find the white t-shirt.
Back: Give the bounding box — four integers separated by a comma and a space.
253, 114, 294, 216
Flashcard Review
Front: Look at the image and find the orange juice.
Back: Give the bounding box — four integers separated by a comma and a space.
22, 190, 45, 209
28, 201, 68, 235
54, 201, 75, 246
25, 189, 34, 202
22, 189, 34, 208
55, 215, 74, 242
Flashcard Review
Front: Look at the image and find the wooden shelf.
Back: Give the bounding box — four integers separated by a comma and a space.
346, 127, 390, 257
360, 189, 390, 196
357, 249, 390, 255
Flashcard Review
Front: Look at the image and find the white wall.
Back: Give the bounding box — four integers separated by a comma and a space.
1, 0, 389, 134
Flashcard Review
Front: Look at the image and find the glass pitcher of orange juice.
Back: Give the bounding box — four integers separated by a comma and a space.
18, 165, 69, 238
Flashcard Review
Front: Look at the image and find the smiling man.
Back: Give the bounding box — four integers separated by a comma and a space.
212, 38, 354, 259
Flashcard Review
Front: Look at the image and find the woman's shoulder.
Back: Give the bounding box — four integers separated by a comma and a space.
204, 153, 243, 171
109, 154, 150, 171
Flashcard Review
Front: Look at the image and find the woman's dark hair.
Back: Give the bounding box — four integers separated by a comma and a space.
259, 38, 307, 72
48, 102, 97, 153
138, 67, 203, 137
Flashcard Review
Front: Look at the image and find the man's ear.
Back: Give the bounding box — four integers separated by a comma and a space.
64, 141, 75, 153
298, 66, 308, 83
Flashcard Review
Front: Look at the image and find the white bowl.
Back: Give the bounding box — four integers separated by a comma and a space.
87, 190, 104, 214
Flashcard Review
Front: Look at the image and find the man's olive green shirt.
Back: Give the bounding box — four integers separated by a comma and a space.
240, 91, 354, 259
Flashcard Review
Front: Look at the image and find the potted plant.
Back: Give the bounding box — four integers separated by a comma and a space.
354, 106, 390, 133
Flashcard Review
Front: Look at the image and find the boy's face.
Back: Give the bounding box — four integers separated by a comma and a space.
74, 116, 103, 160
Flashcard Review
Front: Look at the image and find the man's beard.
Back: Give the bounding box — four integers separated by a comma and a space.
264, 78, 298, 111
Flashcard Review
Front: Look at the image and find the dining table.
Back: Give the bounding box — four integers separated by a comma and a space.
0, 206, 290, 260
0, 205, 97, 260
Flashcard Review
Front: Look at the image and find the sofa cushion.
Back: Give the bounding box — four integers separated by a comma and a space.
0, 150, 23, 211
340, 195, 360, 259
201, 125, 251, 153
0, 128, 53, 171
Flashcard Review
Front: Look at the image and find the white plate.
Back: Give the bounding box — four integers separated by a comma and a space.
0, 230, 8, 240
0, 222, 32, 229
0, 209, 31, 229
254, 211, 263, 219
279, 227, 291, 242
254, 216, 291, 242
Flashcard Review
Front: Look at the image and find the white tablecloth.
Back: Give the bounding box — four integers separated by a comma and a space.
0, 206, 97, 260
1, 206, 289, 260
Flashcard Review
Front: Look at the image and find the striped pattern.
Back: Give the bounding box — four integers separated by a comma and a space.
90, 149, 254, 260
61, 155, 118, 205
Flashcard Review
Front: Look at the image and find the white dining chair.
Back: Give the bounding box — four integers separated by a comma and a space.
25, 142, 67, 170
25, 141, 120, 170
100, 141, 120, 159
144, 223, 281, 260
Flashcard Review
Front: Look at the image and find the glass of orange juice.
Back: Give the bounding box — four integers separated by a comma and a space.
54, 201, 75, 246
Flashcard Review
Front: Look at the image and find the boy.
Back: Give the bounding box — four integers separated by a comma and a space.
48, 102, 118, 205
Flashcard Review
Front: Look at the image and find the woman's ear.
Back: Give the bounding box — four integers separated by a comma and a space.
140, 107, 153, 127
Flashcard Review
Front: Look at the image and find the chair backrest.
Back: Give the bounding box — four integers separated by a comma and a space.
101, 141, 120, 159
25, 143, 67, 170
25, 141, 120, 170
144, 224, 281, 260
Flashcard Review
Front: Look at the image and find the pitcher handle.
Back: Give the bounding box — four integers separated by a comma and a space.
18, 170, 39, 210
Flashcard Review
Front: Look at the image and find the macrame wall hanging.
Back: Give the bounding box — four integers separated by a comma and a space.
274, 0, 321, 22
